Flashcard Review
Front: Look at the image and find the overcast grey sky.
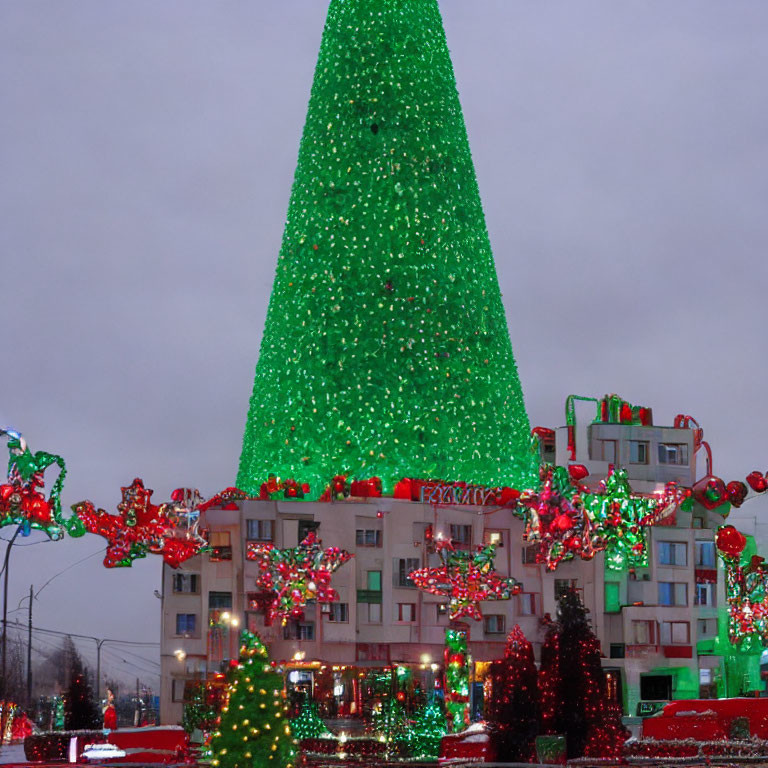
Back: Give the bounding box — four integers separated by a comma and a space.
1, 1, 767, 688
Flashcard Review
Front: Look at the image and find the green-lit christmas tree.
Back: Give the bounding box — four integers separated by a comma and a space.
289, 700, 328, 741
238, 0, 534, 496
407, 700, 447, 760
208, 632, 295, 768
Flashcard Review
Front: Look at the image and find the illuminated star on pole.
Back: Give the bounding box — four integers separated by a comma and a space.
409, 541, 519, 621
249, 532, 353, 625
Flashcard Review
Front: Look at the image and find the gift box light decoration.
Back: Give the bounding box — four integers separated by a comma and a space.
236, 0, 537, 499
250, 532, 353, 625
409, 539, 520, 621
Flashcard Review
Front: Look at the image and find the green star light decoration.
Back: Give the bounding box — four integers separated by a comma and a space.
238, 0, 534, 496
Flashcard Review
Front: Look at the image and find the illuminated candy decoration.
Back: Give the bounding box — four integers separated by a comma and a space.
409, 541, 520, 621
444, 629, 470, 732
518, 465, 680, 572
0, 428, 76, 539
236, 0, 537, 500
249, 532, 353, 625
73, 480, 247, 568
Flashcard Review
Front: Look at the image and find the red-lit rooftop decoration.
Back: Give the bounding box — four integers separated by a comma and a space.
409, 539, 520, 621
249, 531, 353, 625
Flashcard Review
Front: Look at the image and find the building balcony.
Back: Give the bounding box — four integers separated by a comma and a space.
356, 590, 382, 604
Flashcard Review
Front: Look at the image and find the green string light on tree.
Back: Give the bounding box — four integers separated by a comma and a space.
237, 0, 535, 497
289, 701, 328, 741
406, 700, 447, 760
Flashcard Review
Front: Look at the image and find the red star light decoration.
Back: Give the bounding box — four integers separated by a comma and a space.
249, 532, 353, 625
72, 479, 235, 568
409, 539, 520, 621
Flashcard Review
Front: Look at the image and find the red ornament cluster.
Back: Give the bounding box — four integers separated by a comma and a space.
73, 479, 241, 568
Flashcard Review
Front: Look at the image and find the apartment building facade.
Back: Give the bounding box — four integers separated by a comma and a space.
160, 402, 734, 724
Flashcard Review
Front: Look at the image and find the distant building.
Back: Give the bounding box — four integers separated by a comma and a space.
159, 395, 735, 725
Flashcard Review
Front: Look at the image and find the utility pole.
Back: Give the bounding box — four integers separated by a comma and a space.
0, 525, 23, 702
95, 639, 106, 704
26, 584, 32, 708
135, 678, 140, 726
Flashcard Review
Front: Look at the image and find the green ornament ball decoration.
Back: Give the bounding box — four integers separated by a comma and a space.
238, 0, 534, 496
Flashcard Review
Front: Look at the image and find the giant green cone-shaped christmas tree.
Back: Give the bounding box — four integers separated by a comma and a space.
238, 0, 534, 496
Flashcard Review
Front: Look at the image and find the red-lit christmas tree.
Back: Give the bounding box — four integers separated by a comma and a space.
486, 625, 539, 762
538, 589, 628, 759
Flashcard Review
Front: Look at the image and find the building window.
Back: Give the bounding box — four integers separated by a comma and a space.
171, 679, 187, 703
658, 582, 687, 606
519, 593, 537, 616
172, 573, 199, 594
283, 621, 315, 641
209, 531, 232, 561
394, 558, 420, 588
450, 524, 472, 547
327, 603, 349, 623
554, 579, 578, 601
436, 603, 449, 620
356, 529, 382, 547
367, 604, 382, 623
246, 519, 273, 542
692, 516, 704, 529
208, 591, 233, 610
397, 603, 416, 622
698, 618, 717, 637
629, 441, 649, 464
368, 571, 382, 591
484, 530, 504, 548
695, 582, 716, 607
695, 541, 716, 568
658, 443, 689, 465
175, 614, 197, 636
660, 621, 690, 645
298, 520, 319, 541
522, 546, 538, 565
658, 541, 687, 567
632, 620, 656, 645
605, 582, 621, 613
600, 440, 617, 463
484, 615, 505, 634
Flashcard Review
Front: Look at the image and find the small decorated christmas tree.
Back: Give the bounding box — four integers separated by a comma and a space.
486, 625, 539, 762
64, 650, 99, 730
372, 697, 409, 755
538, 589, 628, 759
289, 700, 328, 741
208, 631, 295, 768
182, 680, 222, 735
407, 700, 447, 760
